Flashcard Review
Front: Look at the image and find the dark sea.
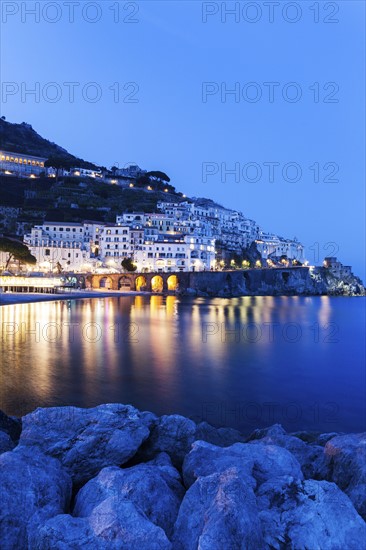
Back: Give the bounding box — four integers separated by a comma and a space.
1, 295, 365, 434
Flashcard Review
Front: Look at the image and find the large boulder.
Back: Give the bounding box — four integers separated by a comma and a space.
323, 433, 366, 519
0, 409, 22, 442
247, 425, 328, 479
74, 459, 183, 538
18, 404, 150, 485
136, 414, 197, 468
195, 421, 246, 447
183, 440, 303, 489
35, 497, 171, 549
257, 476, 366, 549
0, 430, 15, 454
172, 467, 265, 549
0, 446, 72, 550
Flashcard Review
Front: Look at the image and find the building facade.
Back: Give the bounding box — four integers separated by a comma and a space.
0, 150, 47, 177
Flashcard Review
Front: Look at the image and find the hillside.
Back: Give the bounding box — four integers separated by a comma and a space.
0, 118, 99, 169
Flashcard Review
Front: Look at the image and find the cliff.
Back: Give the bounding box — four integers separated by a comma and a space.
178, 267, 365, 298
0, 405, 365, 548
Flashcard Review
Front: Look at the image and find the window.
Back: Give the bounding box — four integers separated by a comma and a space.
66, 228, 70, 232
45, 249, 50, 256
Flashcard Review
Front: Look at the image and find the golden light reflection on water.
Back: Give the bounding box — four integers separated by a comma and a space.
0, 295, 336, 418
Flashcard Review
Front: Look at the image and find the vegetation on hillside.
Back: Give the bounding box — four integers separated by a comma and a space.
0, 119, 98, 169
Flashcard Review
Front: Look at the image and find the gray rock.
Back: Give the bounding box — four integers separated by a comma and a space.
74, 460, 183, 537
137, 414, 197, 468
248, 430, 328, 480
33, 515, 101, 549
19, 404, 150, 485
35, 497, 171, 549
195, 421, 246, 447
0, 409, 22, 442
0, 430, 15, 454
324, 432, 366, 519
172, 467, 265, 550
315, 432, 340, 446
183, 440, 303, 489
257, 476, 366, 550
290, 430, 340, 446
246, 423, 287, 441
0, 446, 72, 550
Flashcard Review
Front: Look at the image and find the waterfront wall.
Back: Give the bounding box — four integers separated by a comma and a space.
86, 267, 365, 296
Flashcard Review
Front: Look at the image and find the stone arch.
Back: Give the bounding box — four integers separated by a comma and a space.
99, 276, 112, 289
167, 274, 179, 291
119, 276, 132, 291
151, 275, 164, 293
135, 276, 147, 291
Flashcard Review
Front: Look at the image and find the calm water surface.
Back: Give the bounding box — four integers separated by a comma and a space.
0, 295, 365, 434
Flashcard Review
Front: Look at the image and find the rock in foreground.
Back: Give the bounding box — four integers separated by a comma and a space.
0, 405, 365, 549
18, 403, 150, 485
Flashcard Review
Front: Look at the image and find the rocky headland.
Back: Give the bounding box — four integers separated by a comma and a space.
0, 405, 365, 549
178, 266, 365, 298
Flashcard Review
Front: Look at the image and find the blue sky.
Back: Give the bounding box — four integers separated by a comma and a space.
1, 1, 365, 279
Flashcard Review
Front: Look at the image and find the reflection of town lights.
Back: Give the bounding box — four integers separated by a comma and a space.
129, 183, 134, 187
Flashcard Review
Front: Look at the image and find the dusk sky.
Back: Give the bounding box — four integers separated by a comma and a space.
1, 1, 365, 278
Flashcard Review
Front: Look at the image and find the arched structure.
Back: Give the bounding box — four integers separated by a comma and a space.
118, 276, 132, 290
99, 276, 112, 289
135, 275, 147, 291
151, 275, 164, 293
167, 275, 179, 291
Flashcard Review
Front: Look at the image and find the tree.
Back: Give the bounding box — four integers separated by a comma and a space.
56, 261, 63, 274
121, 257, 137, 272
145, 171, 170, 183
0, 237, 37, 270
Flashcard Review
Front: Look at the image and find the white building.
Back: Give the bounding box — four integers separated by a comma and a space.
24, 221, 103, 272
0, 150, 47, 177
134, 234, 215, 272
256, 232, 304, 262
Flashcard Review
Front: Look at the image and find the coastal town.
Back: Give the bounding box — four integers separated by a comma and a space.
0, 143, 305, 276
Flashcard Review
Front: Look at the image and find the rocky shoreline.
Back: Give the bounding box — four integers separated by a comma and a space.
1, 405, 365, 549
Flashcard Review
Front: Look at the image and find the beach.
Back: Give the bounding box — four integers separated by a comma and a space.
0, 290, 148, 307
